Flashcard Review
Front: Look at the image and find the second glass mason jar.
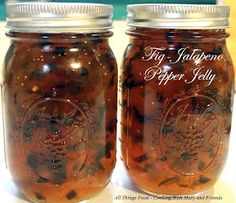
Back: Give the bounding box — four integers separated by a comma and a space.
120, 4, 234, 195
3, 3, 117, 203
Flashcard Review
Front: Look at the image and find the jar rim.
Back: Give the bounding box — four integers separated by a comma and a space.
127, 4, 230, 30
6, 2, 113, 33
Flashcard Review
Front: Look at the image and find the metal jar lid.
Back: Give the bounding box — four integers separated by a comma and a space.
127, 4, 230, 29
6, 2, 113, 33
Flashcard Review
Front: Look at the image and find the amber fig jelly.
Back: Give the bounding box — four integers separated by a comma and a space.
120, 4, 234, 195
3, 3, 117, 203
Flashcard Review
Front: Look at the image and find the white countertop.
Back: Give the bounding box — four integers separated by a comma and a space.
0, 21, 235, 203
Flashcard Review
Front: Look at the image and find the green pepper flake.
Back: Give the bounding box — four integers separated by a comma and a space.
106, 121, 115, 133
160, 156, 167, 162
137, 164, 149, 172
80, 67, 89, 77
97, 162, 105, 171
208, 149, 216, 158
53, 168, 67, 183
48, 118, 60, 135
78, 168, 88, 178
54, 46, 66, 56
76, 142, 87, 152
162, 125, 174, 134
127, 80, 144, 89
73, 164, 82, 172
31, 70, 45, 80
34, 193, 45, 200
66, 190, 77, 200
95, 144, 106, 159
134, 134, 144, 143
36, 177, 48, 184
199, 176, 210, 184
88, 167, 97, 175
133, 106, 145, 123
66, 144, 75, 152
159, 177, 179, 187
105, 143, 113, 158
62, 117, 75, 127
181, 152, 192, 161
72, 83, 82, 93
36, 119, 45, 128
156, 94, 164, 103
207, 46, 223, 56
134, 154, 148, 163
197, 161, 206, 171
97, 106, 106, 127
23, 121, 34, 141
27, 154, 38, 168
175, 63, 184, 74
67, 142, 86, 152
89, 162, 105, 174
165, 31, 174, 44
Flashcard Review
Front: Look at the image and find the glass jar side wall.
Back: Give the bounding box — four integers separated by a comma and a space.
3, 32, 118, 203
120, 28, 234, 195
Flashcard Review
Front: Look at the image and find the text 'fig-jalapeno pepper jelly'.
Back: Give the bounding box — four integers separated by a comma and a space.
3, 3, 117, 203
120, 4, 234, 195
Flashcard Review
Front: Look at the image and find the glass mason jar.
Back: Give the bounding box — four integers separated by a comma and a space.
3, 3, 117, 203
120, 4, 234, 195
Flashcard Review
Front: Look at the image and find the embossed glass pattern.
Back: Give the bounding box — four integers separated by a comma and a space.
120, 28, 234, 195
3, 31, 117, 202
